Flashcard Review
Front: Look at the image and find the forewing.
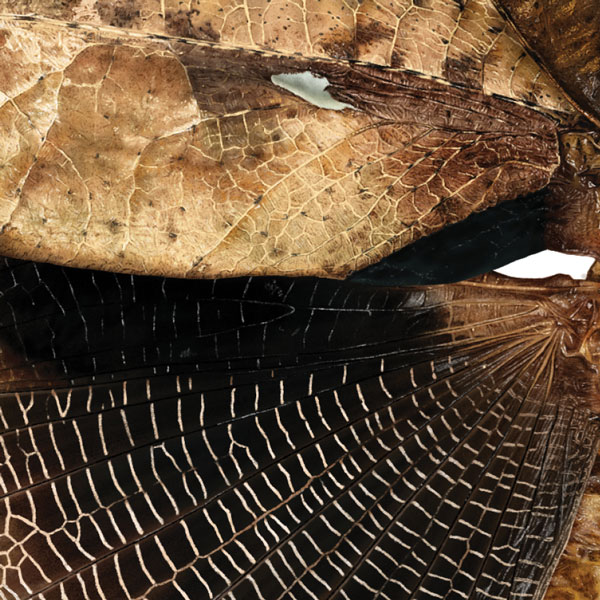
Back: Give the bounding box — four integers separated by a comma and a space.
3, 0, 572, 114
0, 260, 597, 599
0, 4, 560, 278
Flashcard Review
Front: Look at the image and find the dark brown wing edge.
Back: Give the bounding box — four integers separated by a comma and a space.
494, 0, 600, 128
0, 259, 597, 600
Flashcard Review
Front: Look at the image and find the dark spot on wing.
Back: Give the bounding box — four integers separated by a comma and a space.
166, 9, 221, 41
319, 34, 356, 60
94, 0, 142, 28
444, 54, 481, 89
355, 17, 392, 49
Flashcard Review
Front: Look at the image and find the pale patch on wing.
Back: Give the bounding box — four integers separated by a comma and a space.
495, 250, 594, 279
271, 72, 353, 110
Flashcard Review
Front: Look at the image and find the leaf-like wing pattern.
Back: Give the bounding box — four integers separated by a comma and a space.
3, 0, 573, 113
0, 1, 566, 278
0, 259, 598, 599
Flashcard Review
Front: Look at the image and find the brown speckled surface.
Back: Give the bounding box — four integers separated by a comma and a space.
0, 0, 572, 278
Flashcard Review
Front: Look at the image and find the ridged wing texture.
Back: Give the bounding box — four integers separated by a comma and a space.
1, 0, 573, 113
0, 3, 562, 278
495, 0, 600, 127
0, 259, 598, 600
545, 453, 600, 599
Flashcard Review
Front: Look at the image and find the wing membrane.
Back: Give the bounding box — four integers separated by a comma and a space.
0, 260, 598, 599
0, 2, 562, 278
1, 0, 572, 113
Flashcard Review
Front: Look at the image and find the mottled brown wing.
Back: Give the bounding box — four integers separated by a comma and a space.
3, 0, 572, 113
0, 259, 598, 599
0, 3, 562, 279
546, 453, 600, 600
494, 0, 600, 128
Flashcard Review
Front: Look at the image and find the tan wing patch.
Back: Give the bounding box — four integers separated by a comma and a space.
0, 22, 559, 277
1, 0, 573, 114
